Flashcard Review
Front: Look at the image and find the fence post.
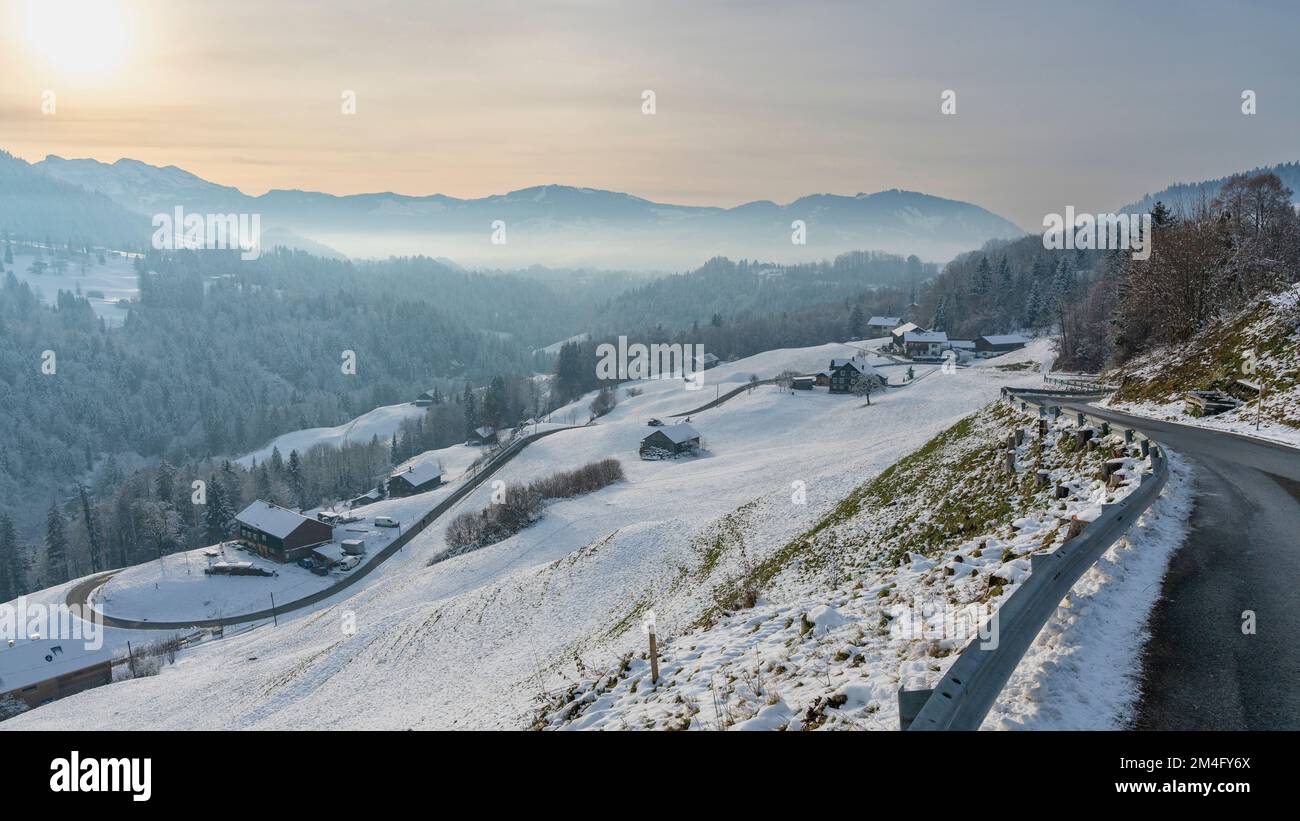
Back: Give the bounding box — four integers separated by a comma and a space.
270, 592, 278, 627
648, 627, 659, 685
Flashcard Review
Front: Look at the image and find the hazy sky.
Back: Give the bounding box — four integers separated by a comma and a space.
3, 0, 1299, 228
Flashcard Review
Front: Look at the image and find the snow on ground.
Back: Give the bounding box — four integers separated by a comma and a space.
6, 252, 140, 327
4, 339, 1064, 730
91, 441, 490, 623
1102, 283, 1300, 449
986, 452, 1193, 729
235, 402, 428, 467
533, 391, 1180, 731
1099, 396, 1300, 449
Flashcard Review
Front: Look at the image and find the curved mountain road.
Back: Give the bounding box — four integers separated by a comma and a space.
1018, 393, 1300, 730
67, 425, 582, 631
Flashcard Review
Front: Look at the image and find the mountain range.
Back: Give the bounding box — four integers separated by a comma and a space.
14, 151, 1027, 267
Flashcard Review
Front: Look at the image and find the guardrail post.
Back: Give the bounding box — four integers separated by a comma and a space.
1076, 412, 1085, 427
897, 687, 935, 730
1140, 439, 1150, 457
1124, 429, 1134, 444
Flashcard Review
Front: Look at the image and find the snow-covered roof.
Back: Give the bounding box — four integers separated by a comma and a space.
867, 316, 901, 326
235, 500, 314, 539
904, 331, 949, 344
892, 322, 924, 335
652, 422, 700, 444
473, 426, 496, 438
981, 334, 1029, 345
390, 461, 441, 487
0, 638, 112, 694
830, 356, 881, 377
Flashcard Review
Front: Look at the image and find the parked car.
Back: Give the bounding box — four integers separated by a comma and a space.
646, 418, 664, 426
337, 556, 361, 571
374, 516, 400, 528
337, 513, 362, 524
309, 564, 330, 576
296, 557, 314, 570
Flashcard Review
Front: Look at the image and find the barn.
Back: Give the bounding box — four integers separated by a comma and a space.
640, 422, 701, 457
791, 376, 816, 390
468, 426, 498, 446
234, 500, 334, 563
828, 356, 884, 394
388, 461, 442, 497
976, 334, 1030, 353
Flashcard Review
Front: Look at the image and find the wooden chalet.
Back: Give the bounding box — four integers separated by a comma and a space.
234, 500, 334, 563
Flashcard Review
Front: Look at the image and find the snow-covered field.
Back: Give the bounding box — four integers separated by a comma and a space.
5, 338, 1126, 731
91, 442, 490, 622
235, 401, 430, 467
534, 392, 1187, 731
6, 252, 139, 326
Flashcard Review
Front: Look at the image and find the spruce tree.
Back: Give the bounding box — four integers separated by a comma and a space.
0, 514, 19, 601
46, 503, 69, 583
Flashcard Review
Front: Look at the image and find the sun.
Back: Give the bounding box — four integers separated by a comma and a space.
22, 0, 131, 78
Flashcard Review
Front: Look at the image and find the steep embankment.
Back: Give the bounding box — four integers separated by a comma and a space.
536, 399, 1189, 731
1104, 284, 1300, 446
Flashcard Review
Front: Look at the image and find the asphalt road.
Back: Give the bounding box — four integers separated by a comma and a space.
1020, 394, 1300, 730
67, 425, 581, 630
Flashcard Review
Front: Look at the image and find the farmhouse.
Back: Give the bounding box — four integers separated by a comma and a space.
467, 426, 498, 446
640, 422, 701, 457
388, 461, 442, 497
866, 316, 901, 337
828, 356, 885, 394
890, 322, 925, 349
976, 334, 1029, 354
234, 500, 334, 563
413, 389, 436, 407
0, 639, 113, 711
903, 331, 949, 360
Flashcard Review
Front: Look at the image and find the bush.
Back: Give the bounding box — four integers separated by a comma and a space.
441, 459, 625, 557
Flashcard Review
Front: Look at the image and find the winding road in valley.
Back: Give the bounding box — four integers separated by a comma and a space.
67, 425, 581, 630
1020, 393, 1300, 730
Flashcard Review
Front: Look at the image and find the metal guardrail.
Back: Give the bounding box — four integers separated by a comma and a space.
1043, 375, 1119, 393
899, 388, 1169, 731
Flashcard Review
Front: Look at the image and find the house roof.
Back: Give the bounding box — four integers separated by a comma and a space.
650, 422, 700, 444
904, 331, 949, 344
0, 637, 113, 694
390, 460, 441, 487
867, 316, 901, 326
473, 426, 496, 438
981, 334, 1029, 345
892, 322, 924, 335
235, 500, 315, 539
830, 356, 882, 377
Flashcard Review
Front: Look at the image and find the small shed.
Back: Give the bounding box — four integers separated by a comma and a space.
792, 376, 816, 390
976, 334, 1029, 353
341, 539, 366, 556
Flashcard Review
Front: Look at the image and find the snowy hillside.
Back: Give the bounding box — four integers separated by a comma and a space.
1102, 283, 1300, 448
5, 339, 1079, 730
